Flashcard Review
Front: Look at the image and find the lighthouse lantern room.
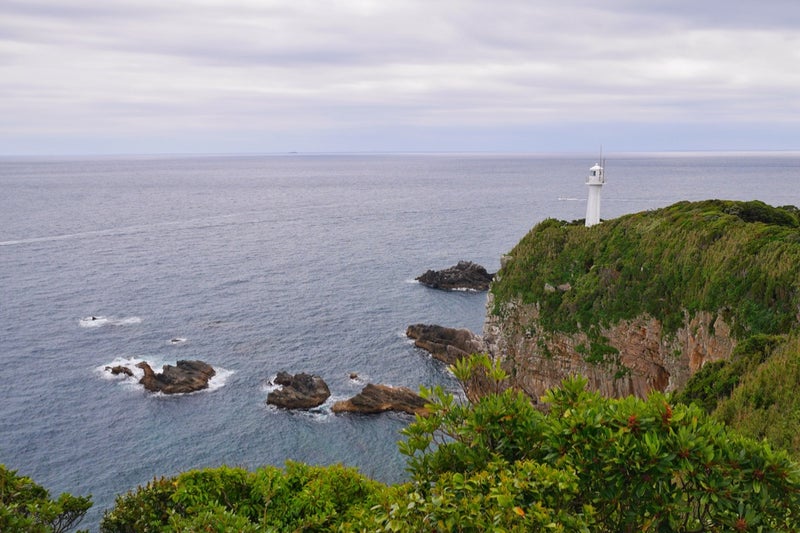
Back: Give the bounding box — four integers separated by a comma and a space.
585, 162, 604, 227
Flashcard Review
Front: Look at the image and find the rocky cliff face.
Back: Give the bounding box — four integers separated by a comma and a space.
478, 293, 736, 401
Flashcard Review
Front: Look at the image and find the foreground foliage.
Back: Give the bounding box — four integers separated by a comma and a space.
100, 462, 387, 532
0, 465, 91, 533
396, 355, 800, 532
98, 355, 800, 532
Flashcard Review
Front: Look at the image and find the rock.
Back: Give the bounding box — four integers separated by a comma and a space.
272, 371, 294, 386
136, 360, 216, 394
406, 323, 484, 365
267, 372, 331, 409
105, 365, 133, 377
481, 292, 735, 401
332, 383, 428, 415
415, 260, 494, 291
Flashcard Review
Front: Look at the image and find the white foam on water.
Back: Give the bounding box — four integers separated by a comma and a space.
79, 315, 142, 328
95, 357, 147, 388
80, 316, 109, 328
115, 316, 142, 326
261, 374, 281, 394
400, 330, 416, 344
206, 367, 234, 392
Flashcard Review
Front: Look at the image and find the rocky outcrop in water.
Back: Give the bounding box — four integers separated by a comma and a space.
267, 372, 331, 409
416, 261, 494, 291
332, 383, 428, 415
105, 365, 134, 377
406, 323, 484, 365
136, 360, 216, 394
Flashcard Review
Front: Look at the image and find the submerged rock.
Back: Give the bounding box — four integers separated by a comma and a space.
406, 323, 484, 365
332, 383, 427, 416
416, 261, 494, 291
136, 360, 216, 394
267, 372, 331, 409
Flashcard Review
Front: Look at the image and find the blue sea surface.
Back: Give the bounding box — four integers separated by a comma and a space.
1, 152, 798, 529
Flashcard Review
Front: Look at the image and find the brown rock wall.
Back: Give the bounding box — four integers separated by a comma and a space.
480, 294, 736, 401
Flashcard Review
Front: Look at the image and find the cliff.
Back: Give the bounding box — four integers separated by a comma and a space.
478, 200, 800, 401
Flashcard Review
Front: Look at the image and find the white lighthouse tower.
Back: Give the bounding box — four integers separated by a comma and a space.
585, 162, 604, 227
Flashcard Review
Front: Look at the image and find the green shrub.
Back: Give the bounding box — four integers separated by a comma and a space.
100, 462, 387, 532
0, 465, 91, 533
100, 476, 176, 533
396, 356, 800, 532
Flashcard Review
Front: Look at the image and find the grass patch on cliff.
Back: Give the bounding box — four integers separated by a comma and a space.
673, 333, 784, 413
492, 200, 800, 340
712, 334, 800, 459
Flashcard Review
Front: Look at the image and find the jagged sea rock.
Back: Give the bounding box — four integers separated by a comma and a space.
406, 323, 484, 365
267, 372, 331, 409
332, 383, 428, 415
105, 365, 134, 377
136, 360, 216, 394
415, 260, 495, 291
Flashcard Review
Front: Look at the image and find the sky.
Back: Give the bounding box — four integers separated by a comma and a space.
2, 0, 800, 155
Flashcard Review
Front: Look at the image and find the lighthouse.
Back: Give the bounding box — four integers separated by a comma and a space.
585, 162, 604, 227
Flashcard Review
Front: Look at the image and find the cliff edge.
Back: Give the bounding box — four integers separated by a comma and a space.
478, 199, 800, 401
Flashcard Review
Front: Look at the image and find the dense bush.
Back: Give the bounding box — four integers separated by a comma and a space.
492, 200, 800, 339
0, 465, 91, 533
100, 462, 388, 532
396, 355, 800, 532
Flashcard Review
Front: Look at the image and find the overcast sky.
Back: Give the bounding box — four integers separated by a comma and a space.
2, 0, 799, 155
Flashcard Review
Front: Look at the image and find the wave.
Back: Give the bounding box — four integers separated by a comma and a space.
79, 315, 142, 328
398, 330, 415, 344
167, 337, 187, 345
0, 211, 276, 248
96, 357, 233, 395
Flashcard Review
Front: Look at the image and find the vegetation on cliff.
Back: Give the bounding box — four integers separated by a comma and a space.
492, 200, 800, 338
677, 332, 800, 459
490, 199, 800, 458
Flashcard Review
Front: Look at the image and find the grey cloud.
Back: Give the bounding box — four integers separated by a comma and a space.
1, 0, 799, 154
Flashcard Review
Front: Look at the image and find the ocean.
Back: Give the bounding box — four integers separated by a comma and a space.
1, 152, 798, 529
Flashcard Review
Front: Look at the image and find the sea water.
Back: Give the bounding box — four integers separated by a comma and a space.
1, 152, 798, 529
